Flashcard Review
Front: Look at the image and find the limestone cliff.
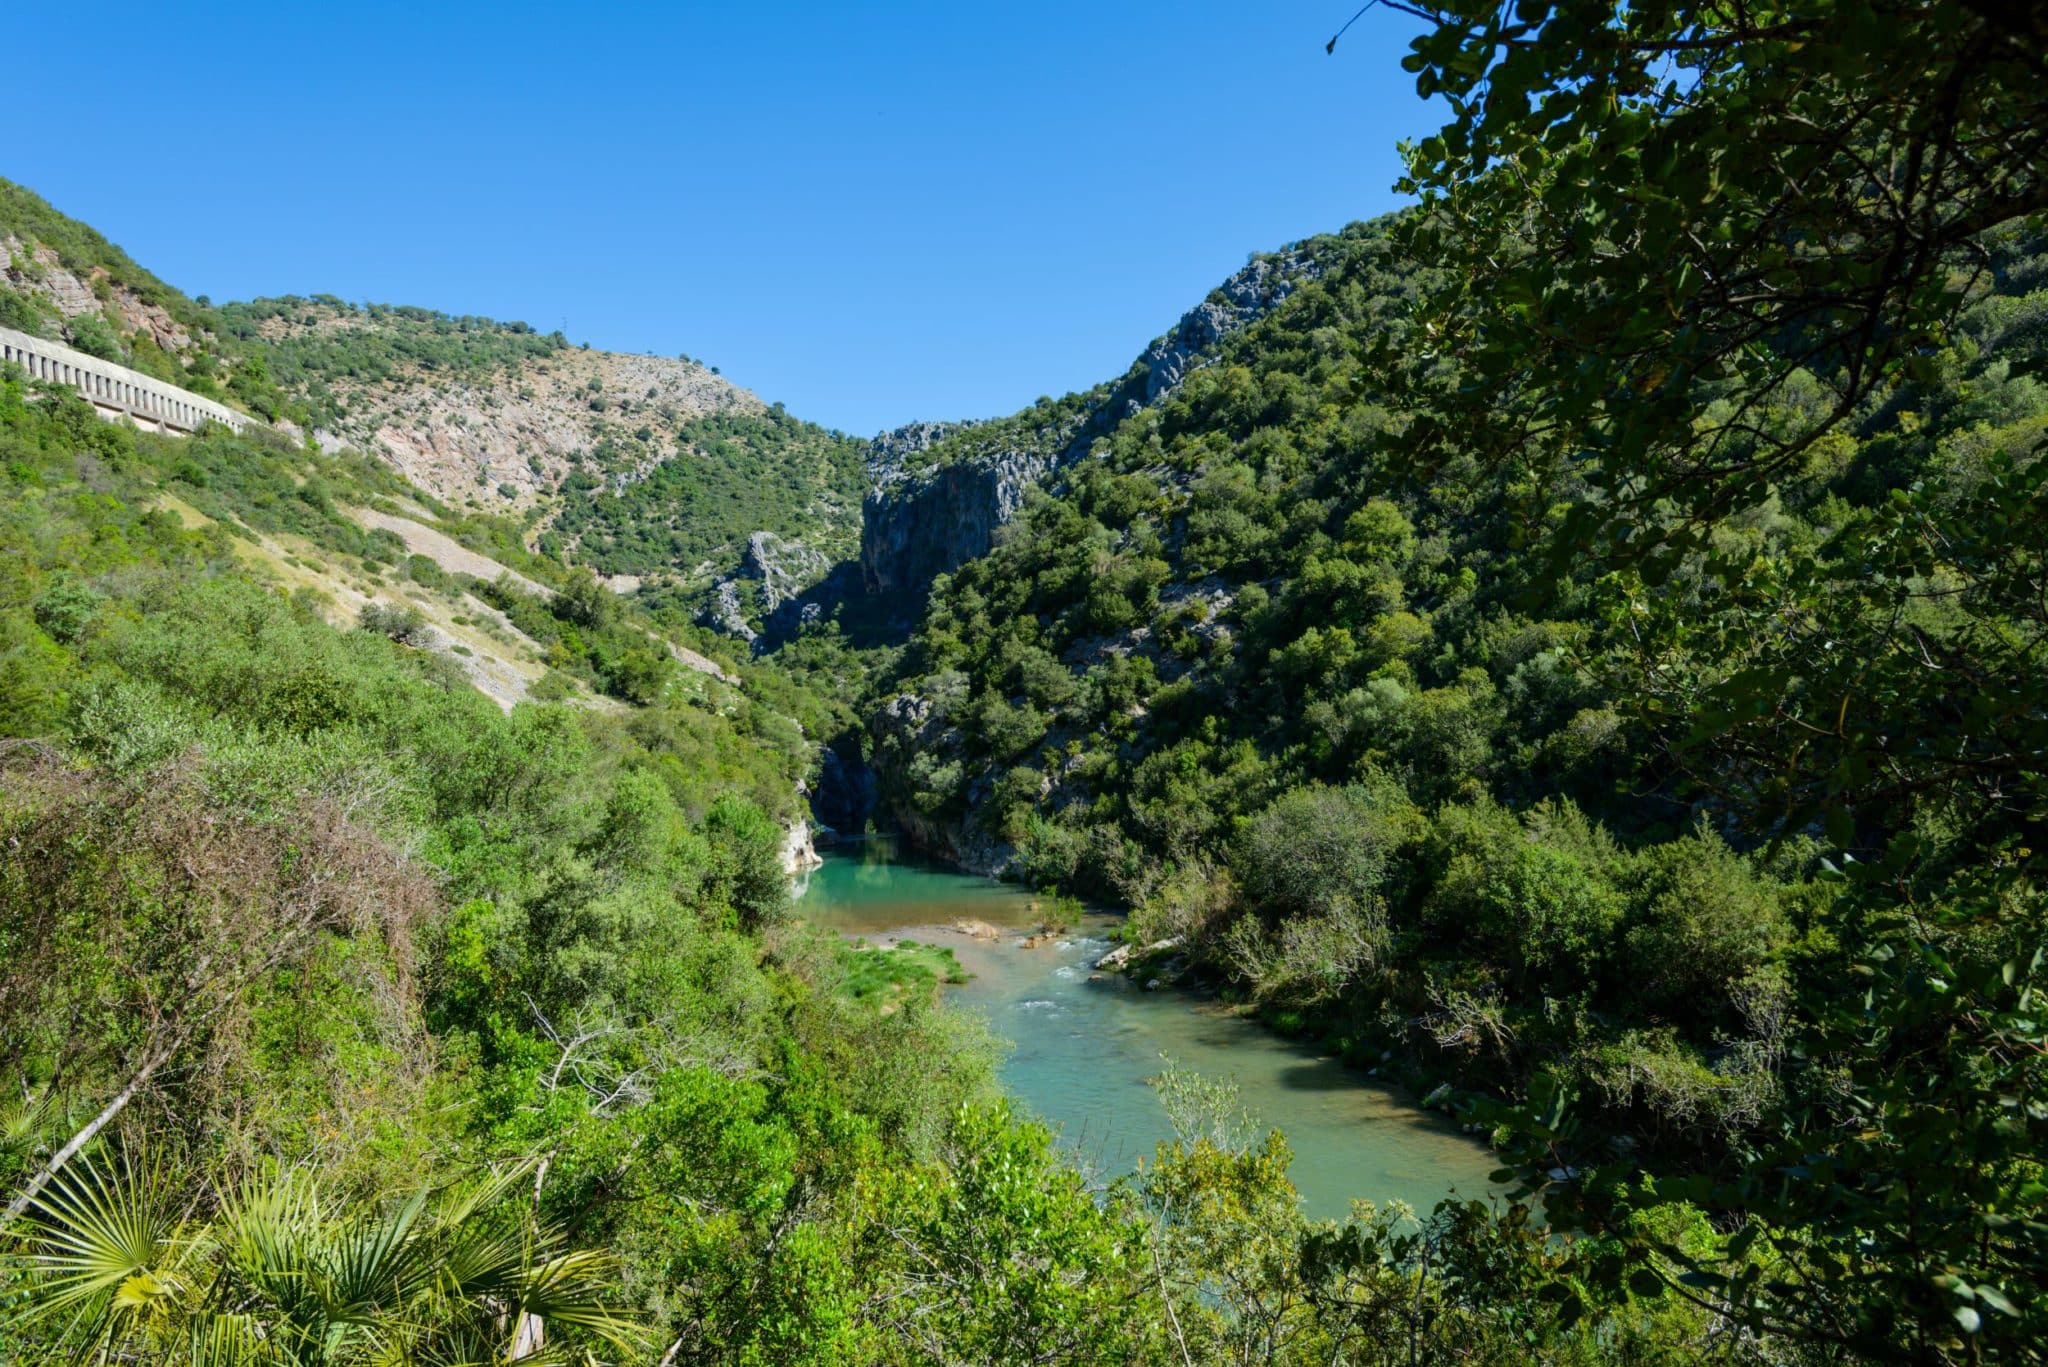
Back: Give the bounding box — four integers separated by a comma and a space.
236, 299, 765, 515
2, 233, 206, 358
855, 245, 1323, 612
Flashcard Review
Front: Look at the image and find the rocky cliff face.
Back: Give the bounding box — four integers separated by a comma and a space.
869, 692, 1017, 876
2, 234, 203, 357
271, 310, 763, 515
855, 247, 1322, 611
810, 734, 880, 838
860, 436, 1030, 600
696, 529, 829, 643
1137, 251, 1317, 403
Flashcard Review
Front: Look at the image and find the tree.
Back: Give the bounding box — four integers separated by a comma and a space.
552, 566, 616, 631
1385, 0, 2048, 548
704, 793, 788, 931
1372, 1, 2048, 1356
0, 751, 433, 1224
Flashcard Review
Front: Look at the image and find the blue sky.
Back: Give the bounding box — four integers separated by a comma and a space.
8, 2, 1438, 435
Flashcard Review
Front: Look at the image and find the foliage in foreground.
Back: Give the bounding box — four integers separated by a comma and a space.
0, 351, 1787, 1364
10, 1153, 636, 1364
857, 1, 2048, 1359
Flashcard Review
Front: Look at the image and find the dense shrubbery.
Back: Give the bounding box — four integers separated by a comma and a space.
0, 371, 986, 1358
549, 407, 865, 580
0, 362, 1758, 1363
866, 5, 2048, 1353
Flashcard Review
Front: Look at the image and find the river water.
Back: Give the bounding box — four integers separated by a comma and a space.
796, 839, 1501, 1222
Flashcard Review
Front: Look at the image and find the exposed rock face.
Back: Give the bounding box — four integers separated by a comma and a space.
2, 234, 202, 356
868, 692, 1015, 876
698, 579, 758, 643
781, 816, 823, 875
321, 347, 759, 514
740, 531, 827, 612
696, 530, 829, 645
811, 736, 879, 836
869, 420, 978, 473
859, 421, 977, 598
861, 451, 1036, 599
1141, 251, 1318, 403
856, 248, 1320, 610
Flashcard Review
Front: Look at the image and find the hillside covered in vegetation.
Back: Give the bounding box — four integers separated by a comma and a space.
4, 179, 867, 633
1, 178, 294, 421
875, 209, 2044, 1142
223, 294, 865, 631
1, 268, 1724, 1367
4, 1, 2047, 1363
848, 1, 2048, 1358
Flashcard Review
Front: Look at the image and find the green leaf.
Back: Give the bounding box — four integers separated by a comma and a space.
1975, 1284, 2020, 1318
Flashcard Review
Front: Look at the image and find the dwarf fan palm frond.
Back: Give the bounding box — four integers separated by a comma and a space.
10, 1145, 202, 1353
6, 1150, 642, 1365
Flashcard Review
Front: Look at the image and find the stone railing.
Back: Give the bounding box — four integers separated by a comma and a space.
0, 324, 253, 435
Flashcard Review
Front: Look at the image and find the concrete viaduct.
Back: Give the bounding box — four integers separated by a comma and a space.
0, 323, 254, 435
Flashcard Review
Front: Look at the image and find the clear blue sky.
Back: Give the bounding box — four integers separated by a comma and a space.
7, 2, 1437, 435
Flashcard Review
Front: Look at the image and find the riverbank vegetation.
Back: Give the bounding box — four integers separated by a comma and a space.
0, 363, 1745, 1364
867, 1, 2048, 1359
4, 0, 2045, 1360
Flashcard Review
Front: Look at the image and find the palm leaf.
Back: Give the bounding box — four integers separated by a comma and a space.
12, 1146, 190, 1323
219, 1171, 326, 1334
515, 1249, 643, 1354
0, 1083, 55, 1161
180, 1311, 273, 1367
325, 1185, 433, 1321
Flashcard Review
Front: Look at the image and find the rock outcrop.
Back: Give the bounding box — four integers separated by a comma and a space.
811, 735, 879, 837
860, 447, 1037, 600
310, 342, 762, 514
867, 691, 1016, 876
696, 530, 831, 645
1139, 251, 1318, 403
781, 816, 823, 876
3, 233, 206, 357
741, 531, 827, 611
856, 247, 1321, 611
698, 578, 759, 644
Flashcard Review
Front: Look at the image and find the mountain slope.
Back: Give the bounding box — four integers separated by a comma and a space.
866, 211, 2048, 1153
854, 242, 1329, 613
0, 177, 291, 419
1, 179, 862, 618
220, 295, 755, 507
223, 295, 866, 623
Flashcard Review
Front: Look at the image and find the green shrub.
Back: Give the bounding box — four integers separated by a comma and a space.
358, 600, 429, 646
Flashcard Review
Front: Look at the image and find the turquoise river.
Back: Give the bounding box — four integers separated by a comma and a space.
796, 840, 1503, 1222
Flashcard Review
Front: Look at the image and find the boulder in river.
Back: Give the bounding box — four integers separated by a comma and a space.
1094, 936, 1182, 973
